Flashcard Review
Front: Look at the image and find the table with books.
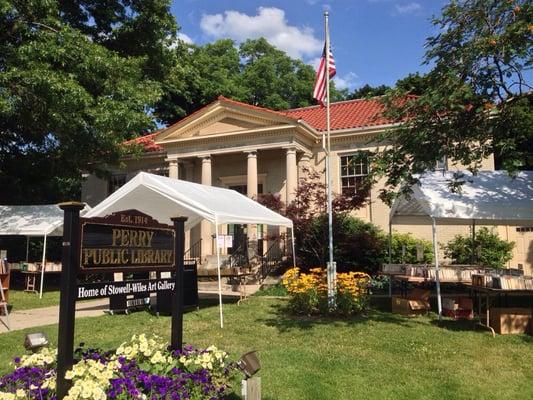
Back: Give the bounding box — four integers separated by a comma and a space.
465, 273, 533, 336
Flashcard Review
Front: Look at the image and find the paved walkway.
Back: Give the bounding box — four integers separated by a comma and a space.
0, 298, 109, 334
0, 287, 261, 334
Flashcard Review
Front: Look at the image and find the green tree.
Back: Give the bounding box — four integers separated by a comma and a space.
237, 38, 316, 110
389, 232, 433, 264
444, 227, 514, 268
0, 1, 170, 203
348, 84, 390, 99
395, 73, 429, 95
155, 39, 246, 124
369, 0, 532, 203
156, 38, 319, 124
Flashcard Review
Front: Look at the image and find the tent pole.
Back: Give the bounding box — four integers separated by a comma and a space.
39, 234, 47, 299
431, 218, 442, 319
25, 236, 30, 262
291, 227, 296, 268
471, 219, 476, 266
388, 221, 392, 298
214, 221, 224, 328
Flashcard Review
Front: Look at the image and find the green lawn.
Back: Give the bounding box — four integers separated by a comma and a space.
1, 297, 532, 400
7, 289, 61, 311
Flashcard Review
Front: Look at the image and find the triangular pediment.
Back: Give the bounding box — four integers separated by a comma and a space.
155, 97, 299, 144
190, 116, 265, 137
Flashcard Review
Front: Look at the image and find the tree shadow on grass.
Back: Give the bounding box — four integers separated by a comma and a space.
256, 301, 423, 333
429, 318, 482, 333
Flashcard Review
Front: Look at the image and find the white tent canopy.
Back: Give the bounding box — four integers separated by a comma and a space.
85, 172, 293, 229
0, 205, 67, 237
85, 172, 294, 327
389, 171, 533, 318
390, 171, 533, 223
0, 204, 91, 298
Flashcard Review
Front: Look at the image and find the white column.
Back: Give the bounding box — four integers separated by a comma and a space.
201, 156, 212, 186
200, 156, 212, 257
298, 153, 312, 177
167, 158, 179, 179
286, 147, 298, 204
246, 151, 258, 257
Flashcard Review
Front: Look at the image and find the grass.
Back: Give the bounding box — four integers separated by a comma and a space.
1, 297, 532, 399
253, 283, 287, 297
7, 289, 61, 311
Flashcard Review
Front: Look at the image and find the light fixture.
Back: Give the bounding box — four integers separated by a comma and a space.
236, 350, 261, 378
24, 332, 49, 351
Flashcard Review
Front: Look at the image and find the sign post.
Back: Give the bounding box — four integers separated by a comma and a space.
171, 216, 187, 350
56, 202, 85, 399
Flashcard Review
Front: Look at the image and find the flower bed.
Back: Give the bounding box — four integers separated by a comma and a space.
282, 267, 371, 315
0, 335, 235, 399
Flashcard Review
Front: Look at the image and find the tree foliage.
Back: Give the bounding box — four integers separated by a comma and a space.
0, 0, 177, 203
389, 232, 433, 264
443, 227, 515, 268
155, 38, 319, 124
347, 84, 390, 100
369, 0, 532, 203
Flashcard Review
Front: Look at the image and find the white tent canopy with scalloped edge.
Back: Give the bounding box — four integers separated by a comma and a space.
0, 204, 91, 298
85, 171, 295, 328
388, 171, 533, 318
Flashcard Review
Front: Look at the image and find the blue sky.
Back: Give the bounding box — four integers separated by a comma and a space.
171, 0, 449, 91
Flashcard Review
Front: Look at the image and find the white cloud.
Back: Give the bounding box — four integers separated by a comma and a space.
200, 7, 322, 59
395, 2, 422, 15
333, 72, 359, 91
177, 32, 194, 44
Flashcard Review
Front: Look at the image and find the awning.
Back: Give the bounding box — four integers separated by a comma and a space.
84, 172, 293, 229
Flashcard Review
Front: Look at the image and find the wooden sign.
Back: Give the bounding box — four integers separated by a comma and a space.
80, 210, 175, 273
56, 204, 188, 400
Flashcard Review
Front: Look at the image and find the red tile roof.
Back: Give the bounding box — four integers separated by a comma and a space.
125, 96, 404, 151
282, 98, 392, 131
123, 130, 164, 152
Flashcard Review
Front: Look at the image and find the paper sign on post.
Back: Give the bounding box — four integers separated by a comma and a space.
225, 235, 233, 248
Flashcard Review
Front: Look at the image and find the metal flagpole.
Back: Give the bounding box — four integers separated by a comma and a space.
324, 11, 336, 309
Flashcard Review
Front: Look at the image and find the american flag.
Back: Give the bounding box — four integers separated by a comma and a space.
313, 44, 336, 105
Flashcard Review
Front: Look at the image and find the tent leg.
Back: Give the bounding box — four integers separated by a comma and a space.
431, 218, 442, 319
25, 236, 30, 262
471, 219, 476, 265
388, 222, 393, 297
39, 234, 47, 299
215, 223, 224, 329
291, 228, 296, 268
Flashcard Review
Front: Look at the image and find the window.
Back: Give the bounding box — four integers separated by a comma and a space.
108, 174, 126, 194
340, 153, 369, 195
516, 227, 533, 233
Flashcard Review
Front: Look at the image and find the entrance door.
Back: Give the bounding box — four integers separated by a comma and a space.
228, 185, 247, 255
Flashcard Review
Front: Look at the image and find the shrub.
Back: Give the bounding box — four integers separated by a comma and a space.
443, 227, 514, 269
388, 232, 433, 264
0, 335, 235, 400
297, 214, 387, 275
282, 267, 371, 316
